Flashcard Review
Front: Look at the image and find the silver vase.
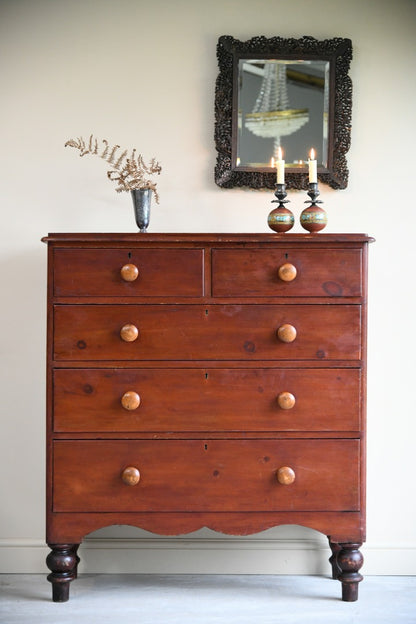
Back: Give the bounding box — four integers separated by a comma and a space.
131, 189, 152, 232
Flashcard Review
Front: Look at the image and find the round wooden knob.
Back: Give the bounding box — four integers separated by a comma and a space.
121, 466, 141, 486
120, 264, 139, 282
277, 391, 296, 410
277, 324, 297, 343
120, 324, 139, 342
277, 466, 296, 485
121, 391, 141, 410
278, 263, 297, 282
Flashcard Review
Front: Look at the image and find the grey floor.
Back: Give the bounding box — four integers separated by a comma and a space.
0, 574, 415, 624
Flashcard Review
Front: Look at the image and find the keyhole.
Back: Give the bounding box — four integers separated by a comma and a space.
128, 252, 132, 259
204, 444, 208, 451
285, 253, 289, 259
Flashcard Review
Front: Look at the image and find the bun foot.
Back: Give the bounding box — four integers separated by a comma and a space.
337, 542, 364, 602
46, 543, 79, 602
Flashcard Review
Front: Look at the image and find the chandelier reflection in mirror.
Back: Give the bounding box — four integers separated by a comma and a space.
214, 36, 352, 189
238, 59, 329, 168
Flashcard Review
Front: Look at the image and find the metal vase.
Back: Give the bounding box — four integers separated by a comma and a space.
131, 189, 152, 232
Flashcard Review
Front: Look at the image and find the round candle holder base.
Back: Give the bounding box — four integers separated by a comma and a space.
268, 184, 294, 233
300, 183, 327, 233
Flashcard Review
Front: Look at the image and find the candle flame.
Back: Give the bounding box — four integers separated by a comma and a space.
277, 147, 283, 161
309, 148, 316, 160
270, 157, 275, 168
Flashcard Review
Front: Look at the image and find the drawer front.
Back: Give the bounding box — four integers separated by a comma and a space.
53, 439, 360, 512
53, 248, 204, 297
212, 248, 362, 297
53, 304, 361, 361
53, 368, 360, 432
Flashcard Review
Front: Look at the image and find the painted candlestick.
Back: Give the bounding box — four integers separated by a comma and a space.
268, 184, 294, 233
300, 183, 327, 232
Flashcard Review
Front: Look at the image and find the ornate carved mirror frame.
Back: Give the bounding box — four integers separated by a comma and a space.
214, 35, 352, 190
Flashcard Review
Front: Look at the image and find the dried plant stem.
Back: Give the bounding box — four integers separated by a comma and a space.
65, 135, 161, 202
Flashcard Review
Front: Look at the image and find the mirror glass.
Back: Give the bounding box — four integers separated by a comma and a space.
214, 36, 352, 190
237, 59, 329, 170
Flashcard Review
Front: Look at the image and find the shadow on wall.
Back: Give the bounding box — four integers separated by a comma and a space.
79, 525, 332, 575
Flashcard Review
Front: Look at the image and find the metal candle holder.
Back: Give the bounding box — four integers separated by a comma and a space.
306, 182, 321, 205
267, 183, 295, 233
300, 182, 328, 232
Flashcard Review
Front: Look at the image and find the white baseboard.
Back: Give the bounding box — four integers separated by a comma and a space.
0, 538, 414, 575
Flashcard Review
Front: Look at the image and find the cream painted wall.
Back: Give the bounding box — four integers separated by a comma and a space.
1, 0, 415, 575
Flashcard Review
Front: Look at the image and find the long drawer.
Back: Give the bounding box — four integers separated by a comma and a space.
53, 368, 361, 432
53, 304, 361, 361
212, 248, 362, 297
53, 248, 204, 297
53, 439, 360, 513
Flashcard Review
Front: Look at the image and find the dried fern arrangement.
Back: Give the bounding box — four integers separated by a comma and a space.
65, 135, 162, 203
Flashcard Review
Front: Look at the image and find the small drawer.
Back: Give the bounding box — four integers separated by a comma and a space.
53, 368, 361, 433
212, 248, 362, 297
53, 439, 360, 513
53, 304, 361, 361
53, 248, 204, 297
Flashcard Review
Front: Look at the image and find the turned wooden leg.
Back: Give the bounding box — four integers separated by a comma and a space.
328, 538, 342, 579
46, 543, 79, 602
337, 542, 363, 602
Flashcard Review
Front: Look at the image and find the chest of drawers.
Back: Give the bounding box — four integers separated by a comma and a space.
43, 233, 372, 602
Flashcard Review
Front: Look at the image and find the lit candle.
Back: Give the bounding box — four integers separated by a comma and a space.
308, 148, 317, 183
275, 147, 285, 184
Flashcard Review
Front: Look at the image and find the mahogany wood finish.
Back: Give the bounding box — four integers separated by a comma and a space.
52, 439, 359, 513
43, 233, 372, 602
53, 304, 361, 361
53, 368, 361, 433
212, 248, 362, 297
53, 248, 204, 297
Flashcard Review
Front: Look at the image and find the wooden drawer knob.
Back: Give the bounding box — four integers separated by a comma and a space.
121, 466, 141, 486
121, 391, 141, 410
277, 391, 296, 410
120, 324, 139, 342
277, 324, 297, 343
278, 263, 297, 282
276, 466, 296, 485
120, 263, 139, 282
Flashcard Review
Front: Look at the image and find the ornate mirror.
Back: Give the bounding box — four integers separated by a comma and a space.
214, 35, 352, 190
